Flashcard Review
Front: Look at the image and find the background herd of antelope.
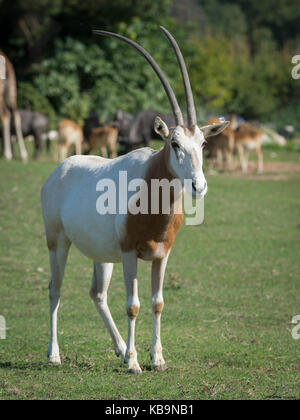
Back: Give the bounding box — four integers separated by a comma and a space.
1, 48, 288, 174
0, 55, 282, 176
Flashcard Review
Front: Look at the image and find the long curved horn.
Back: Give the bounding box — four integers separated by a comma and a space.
93, 30, 184, 126
160, 26, 197, 129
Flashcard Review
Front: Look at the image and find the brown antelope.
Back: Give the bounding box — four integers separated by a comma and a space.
204, 115, 236, 170
55, 118, 83, 162
0, 51, 27, 162
87, 125, 118, 158
41, 27, 228, 374
234, 122, 264, 173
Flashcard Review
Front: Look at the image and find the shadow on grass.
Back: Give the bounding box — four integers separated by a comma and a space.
0, 358, 105, 372
113, 363, 174, 374
0, 361, 52, 371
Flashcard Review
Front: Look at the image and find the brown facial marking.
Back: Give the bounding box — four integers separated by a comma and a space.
121, 144, 184, 260
153, 301, 164, 315
127, 305, 140, 320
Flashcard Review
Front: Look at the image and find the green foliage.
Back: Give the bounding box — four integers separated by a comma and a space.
189, 36, 236, 112
200, 0, 300, 48
0, 0, 299, 126
33, 38, 106, 123
32, 19, 188, 122
268, 102, 300, 129
0, 0, 171, 66
200, 0, 247, 43
196, 0, 300, 122
227, 50, 294, 119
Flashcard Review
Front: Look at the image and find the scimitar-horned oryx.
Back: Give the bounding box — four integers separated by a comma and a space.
41, 27, 228, 374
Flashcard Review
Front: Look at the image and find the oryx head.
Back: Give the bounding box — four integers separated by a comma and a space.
94, 27, 229, 198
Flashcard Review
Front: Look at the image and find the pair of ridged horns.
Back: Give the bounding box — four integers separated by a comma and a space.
93, 26, 197, 129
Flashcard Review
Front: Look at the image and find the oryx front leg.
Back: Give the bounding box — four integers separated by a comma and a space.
150, 254, 169, 371
90, 262, 126, 361
122, 251, 141, 374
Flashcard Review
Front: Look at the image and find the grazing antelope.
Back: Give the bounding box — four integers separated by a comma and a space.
83, 111, 103, 141
55, 118, 83, 162
86, 125, 118, 158
234, 122, 264, 173
41, 27, 228, 374
10, 109, 49, 159
0, 51, 28, 162
114, 110, 134, 139
204, 115, 236, 171
128, 110, 176, 150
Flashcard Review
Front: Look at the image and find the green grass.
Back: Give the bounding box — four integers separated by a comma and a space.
262, 143, 300, 162
0, 143, 300, 400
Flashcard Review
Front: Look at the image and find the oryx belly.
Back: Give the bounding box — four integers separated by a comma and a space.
49, 151, 154, 262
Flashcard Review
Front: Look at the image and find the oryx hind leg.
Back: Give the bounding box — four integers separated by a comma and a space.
90, 262, 127, 361
48, 232, 71, 364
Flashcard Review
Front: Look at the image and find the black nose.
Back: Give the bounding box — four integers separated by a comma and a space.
192, 181, 207, 193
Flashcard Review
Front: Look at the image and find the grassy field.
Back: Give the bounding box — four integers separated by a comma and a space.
0, 144, 300, 400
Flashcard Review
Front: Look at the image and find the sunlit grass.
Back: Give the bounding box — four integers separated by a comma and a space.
0, 143, 299, 400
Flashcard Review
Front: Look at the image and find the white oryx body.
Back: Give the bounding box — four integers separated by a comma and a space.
41, 27, 228, 374
42, 150, 155, 263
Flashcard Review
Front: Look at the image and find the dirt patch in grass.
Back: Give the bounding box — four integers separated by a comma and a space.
208, 161, 300, 181
254, 161, 300, 173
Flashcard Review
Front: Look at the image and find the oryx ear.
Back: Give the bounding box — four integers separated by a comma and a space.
200, 121, 230, 138
154, 116, 169, 140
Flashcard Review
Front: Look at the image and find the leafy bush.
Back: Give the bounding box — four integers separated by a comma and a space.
266, 102, 300, 130
31, 19, 192, 123
5, 0, 297, 128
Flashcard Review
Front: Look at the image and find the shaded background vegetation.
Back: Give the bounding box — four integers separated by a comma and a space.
0, 0, 299, 127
